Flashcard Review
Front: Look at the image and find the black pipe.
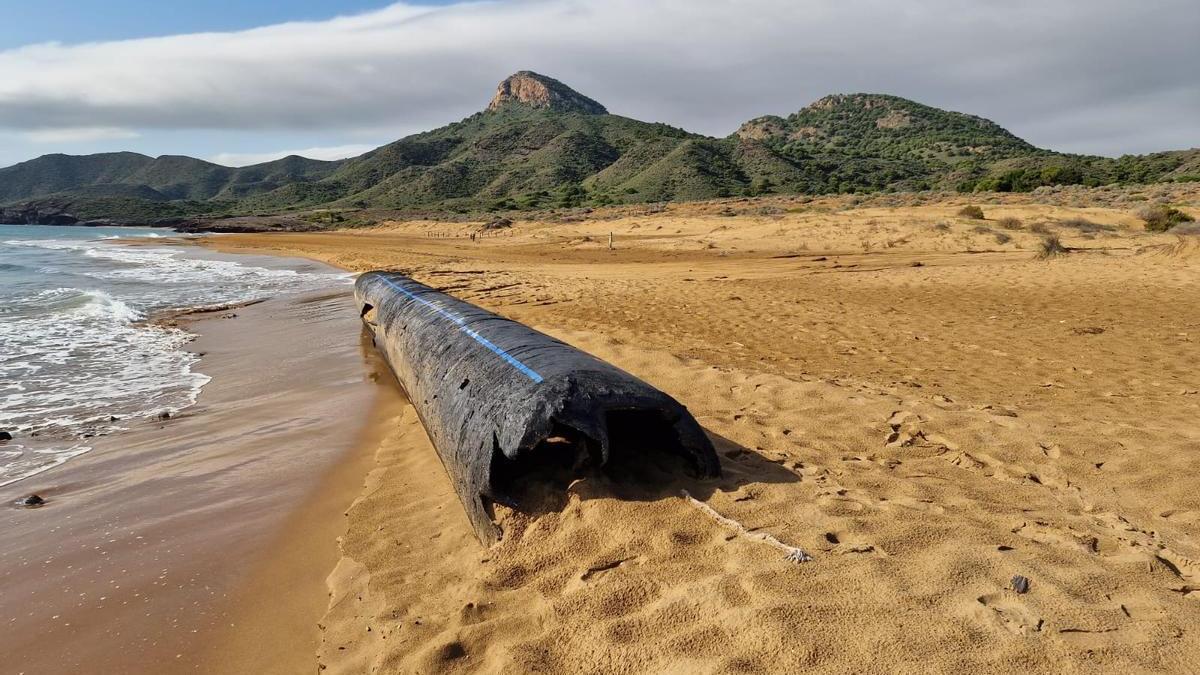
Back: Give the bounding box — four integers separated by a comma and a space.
355, 271, 720, 545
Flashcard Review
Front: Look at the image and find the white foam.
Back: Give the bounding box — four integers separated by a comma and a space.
0, 443, 93, 488
0, 235, 343, 487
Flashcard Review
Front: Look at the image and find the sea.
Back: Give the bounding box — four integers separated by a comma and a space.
0, 224, 349, 488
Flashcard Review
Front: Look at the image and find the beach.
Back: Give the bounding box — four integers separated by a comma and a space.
4, 190, 1198, 673
203, 191, 1200, 672
0, 271, 385, 673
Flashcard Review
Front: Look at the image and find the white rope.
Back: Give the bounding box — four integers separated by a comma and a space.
680, 490, 812, 563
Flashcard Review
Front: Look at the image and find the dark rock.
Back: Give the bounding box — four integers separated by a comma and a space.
20, 495, 45, 507
0, 431, 12, 441
158, 411, 172, 421
1012, 575, 1031, 594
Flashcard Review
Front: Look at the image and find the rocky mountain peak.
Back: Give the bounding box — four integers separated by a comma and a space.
486, 71, 608, 115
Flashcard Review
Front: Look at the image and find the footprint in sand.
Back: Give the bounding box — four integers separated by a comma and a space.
1156, 548, 1200, 584
975, 593, 1043, 634
1013, 520, 1099, 554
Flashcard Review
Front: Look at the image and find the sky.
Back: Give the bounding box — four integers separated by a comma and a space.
0, 0, 1196, 168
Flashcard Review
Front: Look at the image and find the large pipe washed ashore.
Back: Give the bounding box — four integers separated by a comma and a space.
355, 271, 721, 545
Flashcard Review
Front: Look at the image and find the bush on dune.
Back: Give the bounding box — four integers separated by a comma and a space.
1037, 234, 1069, 258
957, 205, 985, 219
1137, 205, 1195, 232
1060, 217, 1114, 233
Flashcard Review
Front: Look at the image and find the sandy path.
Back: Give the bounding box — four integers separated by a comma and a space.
210, 197, 1200, 672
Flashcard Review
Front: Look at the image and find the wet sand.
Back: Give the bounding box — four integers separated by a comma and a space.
0, 283, 383, 674
206, 189, 1200, 673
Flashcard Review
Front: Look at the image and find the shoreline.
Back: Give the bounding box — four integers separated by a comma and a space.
0, 264, 382, 673
196, 330, 406, 674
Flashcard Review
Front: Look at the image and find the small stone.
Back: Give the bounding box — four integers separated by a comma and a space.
158, 411, 172, 421
0, 431, 12, 441
1012, 575, 1031, 594
21, 494, 45, 507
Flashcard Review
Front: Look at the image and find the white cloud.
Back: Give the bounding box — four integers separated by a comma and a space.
0, 0, 1196, 156
25, 127, 140, 143
210, 143, 377, 166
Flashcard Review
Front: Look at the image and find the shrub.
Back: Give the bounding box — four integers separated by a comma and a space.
1138, 205, 1195, 232
1060, 217, 1114, 233
932, 221, 951, 232
1037, 235, 1068, 258
958, 205, 985, 220
996, 217, 1023, 230
994, 232, 1012, 245
1029, 222, 1052, 234
1173, 222, 1200, 236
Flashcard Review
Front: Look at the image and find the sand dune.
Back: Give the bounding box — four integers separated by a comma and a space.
210, 189, 1200, 672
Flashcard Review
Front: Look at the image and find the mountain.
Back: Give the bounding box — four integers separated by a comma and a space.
731, 93, 1200, 194
0, 152, 342, 204
1, 72, 1196, 225
731, 93, 1043, 193
238, 71, 725, 212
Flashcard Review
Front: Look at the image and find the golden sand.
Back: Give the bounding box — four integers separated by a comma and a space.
209, 190, 1200, 673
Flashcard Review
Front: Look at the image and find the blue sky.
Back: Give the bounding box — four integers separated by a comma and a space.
0, 0, 1195, 168
0, 1, 441, 46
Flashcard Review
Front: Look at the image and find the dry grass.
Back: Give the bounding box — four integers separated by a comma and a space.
1060, 217, 1114, 233
996, 217, 1023, 230
957, 205, 985, 220
1037, 234, 1069, 258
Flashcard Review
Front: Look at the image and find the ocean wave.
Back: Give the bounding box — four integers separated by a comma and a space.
0, 230, 341, 487
4, 238, 94, 251
72, 289, 145, 323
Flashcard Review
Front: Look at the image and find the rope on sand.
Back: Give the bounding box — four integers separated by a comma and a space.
680, 490, 813, 563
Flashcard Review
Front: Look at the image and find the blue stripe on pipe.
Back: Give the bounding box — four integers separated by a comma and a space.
375, 275, 545, 384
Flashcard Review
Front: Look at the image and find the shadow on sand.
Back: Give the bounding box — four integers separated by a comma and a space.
501, 427, 800, 521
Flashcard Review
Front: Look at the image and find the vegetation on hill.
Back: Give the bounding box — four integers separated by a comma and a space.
0, 152, 340, 205
1, 73, 1196, 224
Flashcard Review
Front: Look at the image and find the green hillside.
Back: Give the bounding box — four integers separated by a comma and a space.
241, 104, 708, 212
1, 72, 1196, 225
0, 152, 341, 205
